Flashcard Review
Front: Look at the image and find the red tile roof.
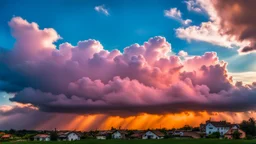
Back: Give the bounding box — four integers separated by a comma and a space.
130, 133, 144, 138
207, 121, 232, 127
182, 132, 201, 139
1, 134, 12, 138
151, 130, 165, 137
34, 134, 50, 138
224, 128, 245, 135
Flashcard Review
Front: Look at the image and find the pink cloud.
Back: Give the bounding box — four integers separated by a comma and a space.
178, 50, 188, 57
0, 17, 255, 118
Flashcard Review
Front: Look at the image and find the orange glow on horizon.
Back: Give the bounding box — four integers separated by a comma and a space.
35, 111, 256, 131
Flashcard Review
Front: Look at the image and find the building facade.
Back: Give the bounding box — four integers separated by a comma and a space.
34, 134, 50, 141
142, 130, 164, 139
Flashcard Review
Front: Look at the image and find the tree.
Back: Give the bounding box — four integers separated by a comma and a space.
179, 125, 192, 131
232, 130, 241, 139
50, 132, 58, 141
240, 118, 256, 136
208, 132, 220, 139
23, 134, 35, 141
9, 129, 16, 134
192, 127, 200, 131
159, 128, 167, 134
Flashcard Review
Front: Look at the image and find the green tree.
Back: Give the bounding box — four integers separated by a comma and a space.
50, 132, 58, 141
9, 129, 16, 134
240, 118, 256, 136
180, 125, 192, 131
192, 127, 200, 131
232, 130, 241, 139
23, 134, 35, 141
208, 132, 220, 139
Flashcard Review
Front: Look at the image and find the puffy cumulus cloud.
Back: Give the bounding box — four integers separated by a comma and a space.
94, 5, 109, 16
176, 0, 256, 53
185, 0, 203, 13
0, 17, 256, 118
164, 8, 192, 25
178, 50, 188, 57
7, 17, 60, 62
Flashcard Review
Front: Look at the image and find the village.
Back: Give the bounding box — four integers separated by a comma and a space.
0, 119, 250, 142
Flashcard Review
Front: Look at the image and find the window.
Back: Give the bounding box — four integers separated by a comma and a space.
209, 127, 213, 129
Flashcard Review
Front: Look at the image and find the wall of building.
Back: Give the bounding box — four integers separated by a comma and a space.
206, 123, 230, 136
112, 131, 122, 139
96, 136, 106, 140
67, 133, 80, 141
37, 137, 50, 141
142, 131, 159, 139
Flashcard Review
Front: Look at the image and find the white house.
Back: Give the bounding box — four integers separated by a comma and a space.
58, 132, 80, 141
111, 130, 127, 139
96, 131, 113, 140
172, 130, 184, 136
142, 130, 164, 139
96, 135, 106, 140
206, 121, 233, 136
67, 132, 80, 141
34, 134, 50, 141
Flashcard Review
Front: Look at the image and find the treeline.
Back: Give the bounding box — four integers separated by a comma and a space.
240, 118, 256, 139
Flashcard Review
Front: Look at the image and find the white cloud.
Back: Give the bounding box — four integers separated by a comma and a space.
176, 21, 247, 48
164, 8, 192, 25
95, 5, 109, 16
178, 50, 188, 57
175, 0, 250, 50
185, 0, 202, 12
229, 72, 256, 85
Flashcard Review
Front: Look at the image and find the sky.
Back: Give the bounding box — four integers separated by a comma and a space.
0, 0, 256, 130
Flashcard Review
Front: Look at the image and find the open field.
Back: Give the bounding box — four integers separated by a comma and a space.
3, 139, 256, 144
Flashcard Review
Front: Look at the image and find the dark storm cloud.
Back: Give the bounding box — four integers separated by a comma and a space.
213, 0, 256, 53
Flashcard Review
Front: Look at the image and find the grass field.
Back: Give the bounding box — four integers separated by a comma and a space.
3, 139, 256, 144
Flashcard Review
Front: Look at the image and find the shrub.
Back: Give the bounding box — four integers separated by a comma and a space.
50, 132, 58, 141
208, 132, 220, 139
232, 130, 241, 139
246, 135, 253, 140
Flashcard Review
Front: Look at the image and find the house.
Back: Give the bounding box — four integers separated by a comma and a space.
0, 132, 5, 135
130, 132, 144, 139
172, 130, 184, 137
111, 130, 128, 139
205, 120, 232, 136
96, 131, 113, 140
58, 132, 80, 141
1, 134, 12, 140
224, 128, 246, 139
142, 130, 165, 139
181, 131, 201, 139
34, 134, 51, 141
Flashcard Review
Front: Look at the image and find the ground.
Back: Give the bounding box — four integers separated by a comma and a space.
3, 139, 256, 144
